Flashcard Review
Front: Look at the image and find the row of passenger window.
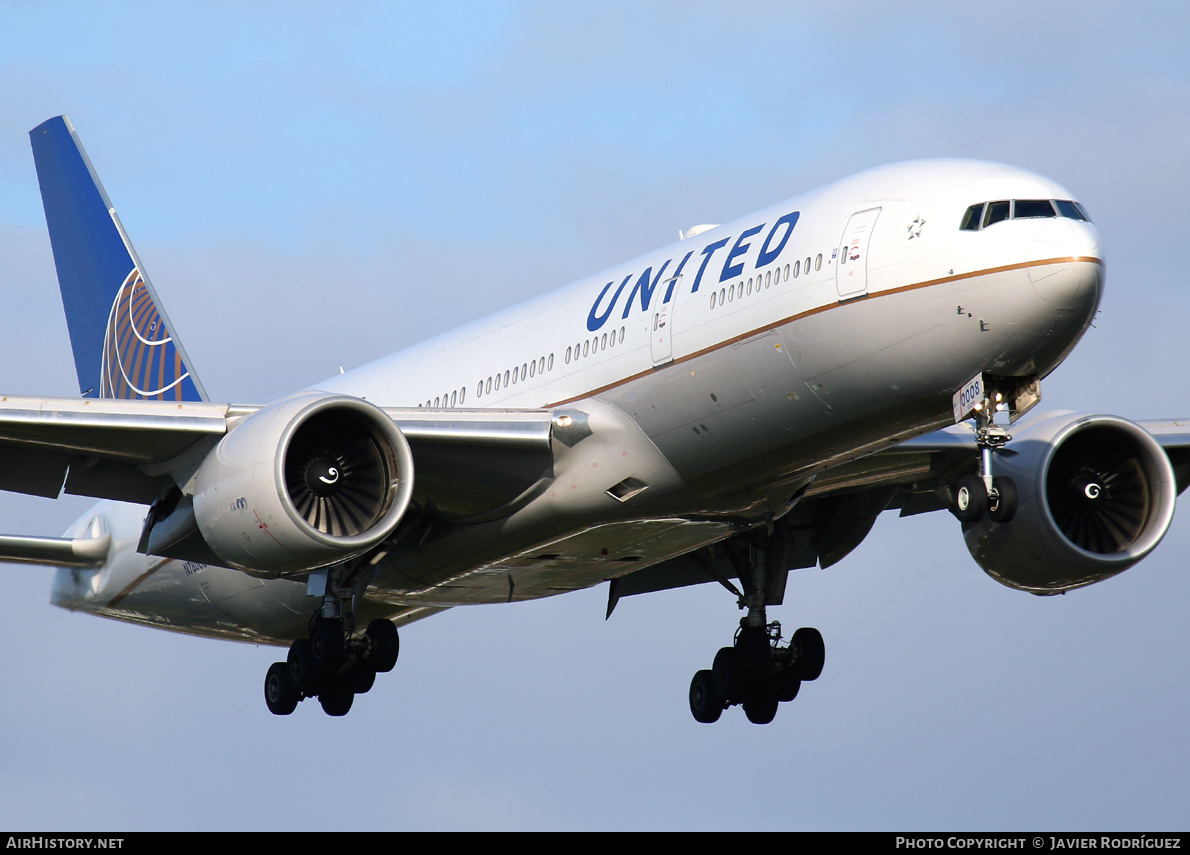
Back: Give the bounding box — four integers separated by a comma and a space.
960, 199, 1091, 231
439, 246, 823, 405
420, 386, 467, 408
708, 255, 822, 310
474, 353, 557, 399
433, 323, 631, 407
566, 326, 626, 364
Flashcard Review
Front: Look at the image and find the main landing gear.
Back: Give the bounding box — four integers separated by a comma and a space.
264, 616, 400, 717
688, 532, 825, 725
952, 387, 1018, 524
689, 621, 824, 724
265, 556, 401, 716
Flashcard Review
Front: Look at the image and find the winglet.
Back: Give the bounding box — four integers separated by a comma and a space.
30, 116, 207, 402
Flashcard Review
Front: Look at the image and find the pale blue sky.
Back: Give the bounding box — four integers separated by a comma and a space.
1, 1, 1189, 830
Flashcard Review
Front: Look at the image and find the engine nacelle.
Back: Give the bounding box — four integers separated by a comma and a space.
192, 392, 414, 576
963, 413, 1177, 594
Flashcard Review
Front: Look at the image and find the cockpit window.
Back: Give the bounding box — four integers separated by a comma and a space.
960, 204, 984, 231
984, 201, 1010, 227
1055, 200, 1091, 222
961, 197, 1093, 230
1013, 199, 1056, 219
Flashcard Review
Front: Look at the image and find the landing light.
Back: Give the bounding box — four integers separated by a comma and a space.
557, 415, 573, 428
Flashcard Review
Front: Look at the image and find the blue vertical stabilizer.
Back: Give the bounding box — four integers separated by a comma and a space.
30, 115, 206, 401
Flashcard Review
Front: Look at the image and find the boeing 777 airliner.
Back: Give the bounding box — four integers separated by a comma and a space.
3, 115, 1184, 725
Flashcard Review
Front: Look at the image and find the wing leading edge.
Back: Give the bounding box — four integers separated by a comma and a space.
0, 393, 561, 511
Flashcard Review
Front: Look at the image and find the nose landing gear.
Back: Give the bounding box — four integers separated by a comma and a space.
952, 383, 1019, 524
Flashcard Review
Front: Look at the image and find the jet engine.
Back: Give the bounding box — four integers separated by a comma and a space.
963, 413, 1177, 594
191, 392, 414, 576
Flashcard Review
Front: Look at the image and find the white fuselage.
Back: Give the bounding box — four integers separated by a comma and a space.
51, 159, 1104, 645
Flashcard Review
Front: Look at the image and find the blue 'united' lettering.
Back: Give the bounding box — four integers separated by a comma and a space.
583, 212, 800, 329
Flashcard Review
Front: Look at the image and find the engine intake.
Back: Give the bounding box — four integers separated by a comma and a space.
284, 409, 395, 537
192, 392, 414, 576
963, 413, 1176, 594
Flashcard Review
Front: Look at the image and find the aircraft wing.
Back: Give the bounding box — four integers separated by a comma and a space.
605, 417, 1190, 614
801, 418, 1190, 507
0, 393, 557, 513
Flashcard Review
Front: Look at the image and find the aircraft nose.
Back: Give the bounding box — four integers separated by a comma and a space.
1062, 218, 1101, 263
1025, 220, 1103, 313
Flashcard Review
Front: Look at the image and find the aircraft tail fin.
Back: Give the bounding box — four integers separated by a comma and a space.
29, 115, 207, 402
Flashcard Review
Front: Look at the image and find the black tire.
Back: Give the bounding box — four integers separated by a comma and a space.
954, 474, 988, 522
265, 662, 299, 715
988, 476, 1018, 523
286, 638, 316, 694
742, 690, 779, 725
772, 667, 801, 703
319, 679, 354, 716
711, 646, 741, 700
365, 619, 400, 673
350, 664, 377, 695
792, 626, 825, 681
310, 617, 345, 674
689, 669, 723, 723
736, 625, 773, 681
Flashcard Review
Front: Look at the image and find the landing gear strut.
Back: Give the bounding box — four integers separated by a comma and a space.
953, 386, 1018, 524
688, 532, 825, 725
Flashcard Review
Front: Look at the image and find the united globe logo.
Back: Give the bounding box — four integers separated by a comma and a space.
99, 268, 191, 399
